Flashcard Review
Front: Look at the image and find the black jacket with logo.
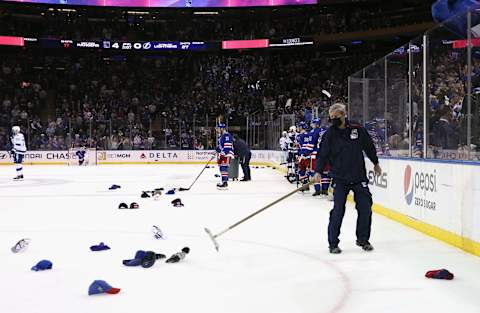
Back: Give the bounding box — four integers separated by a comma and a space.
315, 121, 379, 184
233, 137, 251, 158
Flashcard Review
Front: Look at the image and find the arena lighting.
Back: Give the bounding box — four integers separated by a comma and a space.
0, 36, 24, 47
222, 39, 269, 50
193, 11, 219, 15
48, 7, 76, 12
127, 11, 150, 15
1, 0, 317, 8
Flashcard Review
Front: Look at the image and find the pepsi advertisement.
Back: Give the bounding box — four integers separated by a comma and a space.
1, 0, 316, 8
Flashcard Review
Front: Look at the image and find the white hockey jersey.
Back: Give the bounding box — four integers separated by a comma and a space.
11, 133, 27, 154
279, 136, 289, 151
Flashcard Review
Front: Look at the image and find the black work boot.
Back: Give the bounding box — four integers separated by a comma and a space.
356, 240, 374, 251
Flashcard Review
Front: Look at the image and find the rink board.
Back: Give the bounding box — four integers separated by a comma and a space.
0, 150, 286, 166
365, 158, 480, 256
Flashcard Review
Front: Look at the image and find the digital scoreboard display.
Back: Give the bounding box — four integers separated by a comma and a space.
0, 0, 316, 8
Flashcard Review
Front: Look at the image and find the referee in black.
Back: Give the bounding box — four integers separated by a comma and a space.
314, 103, 381, 254
233, 134, 252, 181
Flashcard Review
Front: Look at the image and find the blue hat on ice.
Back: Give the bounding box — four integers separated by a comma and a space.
122, 250, 146, 267
90, 242, 111, 252
31, 260, 52, 271
88, 280, 121, 295
166, 188, 176, 195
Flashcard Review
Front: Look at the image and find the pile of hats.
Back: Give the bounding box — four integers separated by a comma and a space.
141, 188, 164, 199
118, 202, 139, 209
122, 247, 190, 268
123, 250, 166, 268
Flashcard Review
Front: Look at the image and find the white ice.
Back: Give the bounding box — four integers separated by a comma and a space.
1, 164, 479, 313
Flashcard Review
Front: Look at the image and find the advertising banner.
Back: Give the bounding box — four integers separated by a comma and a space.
0, 150, 284, 165
365, 158, 480, 243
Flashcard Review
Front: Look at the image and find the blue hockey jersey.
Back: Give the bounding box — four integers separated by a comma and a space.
297, 132, 315, 156
76, 150, 87, 161
311, 126, 329, 156
218, 132, 234, 157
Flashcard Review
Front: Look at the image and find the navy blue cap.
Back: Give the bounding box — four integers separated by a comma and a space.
90, 242, 111, 252
31, 260, 52, 271
122, 250, 146, 267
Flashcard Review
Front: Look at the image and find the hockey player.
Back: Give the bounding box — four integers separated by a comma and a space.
279, 131, 289, 163
10, 126, 26, 180
285, 126, 298, 183
296, 122, 314, 191
215, 123, 234, 190
76, 146, 87, 166
309, 119, 322, 196
311, 119, 331, 197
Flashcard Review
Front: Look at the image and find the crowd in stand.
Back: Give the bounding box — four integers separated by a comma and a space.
0, 48, 378, 151
0, 0, 436, 152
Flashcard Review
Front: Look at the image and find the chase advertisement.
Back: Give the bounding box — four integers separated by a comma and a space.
1, 0, 316, 8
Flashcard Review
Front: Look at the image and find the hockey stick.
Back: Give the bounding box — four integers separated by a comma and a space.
179, 154, 216, 191
204, 182, 312, 251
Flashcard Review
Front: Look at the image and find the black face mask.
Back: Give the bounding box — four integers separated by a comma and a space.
330, 117, 342, 128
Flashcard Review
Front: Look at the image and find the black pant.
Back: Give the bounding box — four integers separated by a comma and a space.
239, 152, 251, 180
328, 180, 373, 247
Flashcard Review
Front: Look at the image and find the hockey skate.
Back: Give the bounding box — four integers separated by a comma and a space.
216, 182, 228, 190
13, 175, 24, 181
298, 184, 309, 193
312, 190, 322, 197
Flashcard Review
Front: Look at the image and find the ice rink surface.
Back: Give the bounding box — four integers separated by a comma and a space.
1, 164, 480, 313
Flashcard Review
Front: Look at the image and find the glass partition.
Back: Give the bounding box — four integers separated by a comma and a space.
386, 45, 409, 157
348, 8, 480, 162
426, 13, 469, 160
364, 58, 387, 155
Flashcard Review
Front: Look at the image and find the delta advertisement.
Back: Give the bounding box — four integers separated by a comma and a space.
365, 158, 480, 245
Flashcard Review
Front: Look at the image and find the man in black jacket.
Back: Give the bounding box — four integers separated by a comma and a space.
315, 103, 382, 254
233, 134, 252, 181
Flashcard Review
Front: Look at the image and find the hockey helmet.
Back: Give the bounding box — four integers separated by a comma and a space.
298, 122, 307, 130
311, 118, 321, 126
12, 126, 20, 134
